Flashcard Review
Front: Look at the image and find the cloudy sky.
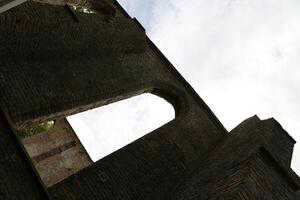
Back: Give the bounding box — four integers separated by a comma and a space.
68, 0, 300, 174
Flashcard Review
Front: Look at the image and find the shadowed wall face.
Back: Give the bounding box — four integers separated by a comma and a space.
0, 112, 48, 199
0, 1, 226, 199
1, 1, 299, 199
174, 117, 300, 199
0, 1, 225, 163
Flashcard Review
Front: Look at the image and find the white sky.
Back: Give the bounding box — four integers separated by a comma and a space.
68, 94, 175, 161
69, 0, 300, 174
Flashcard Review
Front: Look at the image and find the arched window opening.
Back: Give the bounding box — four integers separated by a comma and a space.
67, 93, 175, 162
16, 93, 175, 187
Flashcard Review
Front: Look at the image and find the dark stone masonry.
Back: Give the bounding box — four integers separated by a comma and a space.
0, 0, 299, 199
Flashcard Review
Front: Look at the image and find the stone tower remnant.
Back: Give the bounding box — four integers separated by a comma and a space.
0, 0, 299, 199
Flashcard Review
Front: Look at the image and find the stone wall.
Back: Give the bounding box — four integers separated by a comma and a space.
174, 116, 300, 199
0, 1, 299, 199
0, 112, 48, 199
21, 118, 92, 187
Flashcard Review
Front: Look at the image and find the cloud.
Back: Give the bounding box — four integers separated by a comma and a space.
117, 0, 300, 174
68, 94, 175, 161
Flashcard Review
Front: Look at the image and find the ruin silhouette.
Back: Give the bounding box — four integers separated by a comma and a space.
0, 0, 299, 199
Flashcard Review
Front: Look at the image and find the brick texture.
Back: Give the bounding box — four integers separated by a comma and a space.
0, 1, 299, 199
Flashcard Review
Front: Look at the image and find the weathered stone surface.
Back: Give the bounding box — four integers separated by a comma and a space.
0, 1, 299, 199
22, 118, 92, 187
174, 116, 300, 199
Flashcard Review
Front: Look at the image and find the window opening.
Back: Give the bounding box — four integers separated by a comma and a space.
16, 93, 175, 187
67, 93, 175, 162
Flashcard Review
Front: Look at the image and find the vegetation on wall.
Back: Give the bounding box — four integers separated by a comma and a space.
72, 5, 94, 14
18, 121, 55, 138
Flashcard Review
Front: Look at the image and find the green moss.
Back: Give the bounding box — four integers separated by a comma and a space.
18, 121, 54, 138
72, 5, 94, 14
